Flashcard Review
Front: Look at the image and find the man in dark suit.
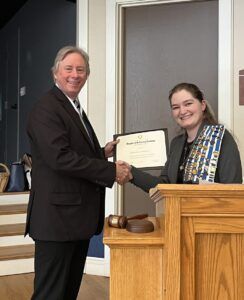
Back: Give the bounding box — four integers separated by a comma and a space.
25, 45, 131, 300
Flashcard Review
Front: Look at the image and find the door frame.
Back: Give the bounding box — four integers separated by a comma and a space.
106, 0, 233, 214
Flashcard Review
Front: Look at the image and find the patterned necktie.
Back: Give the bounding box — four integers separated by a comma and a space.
73, 100, 94, 146
73, 99, 81, 110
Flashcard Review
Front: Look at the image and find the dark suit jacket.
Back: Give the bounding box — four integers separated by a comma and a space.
25, 85, 116, 241
131, 123, 243, 193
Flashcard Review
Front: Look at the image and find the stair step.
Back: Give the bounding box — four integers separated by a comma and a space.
0, 194, 33, 275
0, 204, 27, 215
0, 192, 29, 205
0, 223, 25, 237
0, 244, 35, 261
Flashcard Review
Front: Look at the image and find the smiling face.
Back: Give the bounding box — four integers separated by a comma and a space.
54, 52, 88, 100
170, 89, 206, 133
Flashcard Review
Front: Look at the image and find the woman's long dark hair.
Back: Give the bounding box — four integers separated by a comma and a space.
168, 82, 217, 125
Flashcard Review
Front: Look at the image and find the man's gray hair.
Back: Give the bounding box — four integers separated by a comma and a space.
51, 45, 90, 81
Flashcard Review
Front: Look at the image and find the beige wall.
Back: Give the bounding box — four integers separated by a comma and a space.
234, 0, 244, 171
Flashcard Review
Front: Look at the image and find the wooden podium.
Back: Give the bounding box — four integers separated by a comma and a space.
103, 184, 244, 299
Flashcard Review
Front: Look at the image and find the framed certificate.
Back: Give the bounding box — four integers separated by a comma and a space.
114, 128, 169, 169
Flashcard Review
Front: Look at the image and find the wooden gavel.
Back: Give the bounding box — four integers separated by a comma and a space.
108, 213, 148, 229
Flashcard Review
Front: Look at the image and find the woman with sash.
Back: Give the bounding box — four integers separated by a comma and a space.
125, 82, 242, 192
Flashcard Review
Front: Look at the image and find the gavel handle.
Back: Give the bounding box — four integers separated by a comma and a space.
127, 213, 148, 221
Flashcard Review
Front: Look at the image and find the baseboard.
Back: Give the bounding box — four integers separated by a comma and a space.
84, 256, 110, 277
0, 256, 110, 277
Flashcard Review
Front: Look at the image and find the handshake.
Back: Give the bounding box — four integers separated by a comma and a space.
115, 160, 133, 185
104, 140, 133, 185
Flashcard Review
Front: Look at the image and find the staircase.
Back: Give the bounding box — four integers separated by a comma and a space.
0, 192, 34, 276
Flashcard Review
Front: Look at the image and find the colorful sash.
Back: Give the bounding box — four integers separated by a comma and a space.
183, 125, 225, 183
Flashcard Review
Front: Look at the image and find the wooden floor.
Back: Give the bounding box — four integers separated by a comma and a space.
0, 272, 109, 299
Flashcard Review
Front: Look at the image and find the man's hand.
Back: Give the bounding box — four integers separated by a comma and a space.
104, 140, 119, 158
115, 160, 133, 185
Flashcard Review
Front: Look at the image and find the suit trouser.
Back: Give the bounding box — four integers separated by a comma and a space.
31, 239, 90, 300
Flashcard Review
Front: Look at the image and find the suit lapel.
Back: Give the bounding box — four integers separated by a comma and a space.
51, 86, 98, 152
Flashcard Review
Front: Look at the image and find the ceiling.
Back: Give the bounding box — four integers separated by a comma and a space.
0, 0, 76, 30
0, 0, 28, 30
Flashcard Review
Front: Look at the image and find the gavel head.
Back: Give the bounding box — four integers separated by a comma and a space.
108, 214, 127, 229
